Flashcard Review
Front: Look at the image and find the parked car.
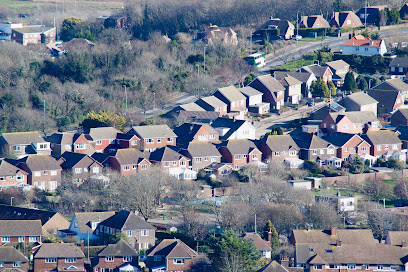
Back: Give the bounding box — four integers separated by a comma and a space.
292, 35, 302, 40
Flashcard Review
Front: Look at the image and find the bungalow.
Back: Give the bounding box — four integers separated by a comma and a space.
212, 85, 247, 112
299, 15, 330, 28
362, 130, 402, 158
126, 125, 177, 152
258, 135, 299, 161
340, 92, 378, 115
243, 233, 272, 260
326, 60, 350, 87
172, 102, 205, 113
310, 102, 346, 121
367, 89, 403, 114
319, 111, 380, 134
323, 133, 372, 161
85, 127, 121, 154
0, 131, 51, 158
240, 86, 270, 114
253, 17, 295, 40
218, 139, 262, 170
389, 57, 408, 80
341, 35, 387, 56
174, 110, 220, 124
211, 118, 256, 140
180, 142, 221, 171
248, 75, 286, 110
173, 123, 219, 147
0, 160, 28, 190
330, 11, 363, 28
195, 96, 228, 115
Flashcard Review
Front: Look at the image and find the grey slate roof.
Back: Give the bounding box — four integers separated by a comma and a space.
292, 228, 376, 245
1, 131, 45, 145
326, 60, 350, 72
99, 210, 155, 231
301, 65, 332, 78
395, 125, 408, 141
386, 231, 408, 246
73, 211, 115, 234
342, 92, 378, 106
0, 247, 29, 262
18, 155, 62, 171
215, 85, 246, 102
367, 89, 400, 113
176, 110, 220, 121
372, 79, 408, 93
178, 102, 205, 111
0, 220, 42, 236
0, 204, 62, 225
294, 133, 333, 149
46, 132, 77, 145
211, 118, 252, 140
174, 123, 218, 146
389, 57, 408, 68
34, 243, 85, 258
98, 239, 138, 257
60, 152, 98, 169
323, 133, 366, 147
127, 125, 177, 139
240, 86, 262, 97
274, 71, 316, 84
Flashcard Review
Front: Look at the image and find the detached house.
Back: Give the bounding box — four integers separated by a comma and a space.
148, 146, 190, 170
212, 85, 247, 112
356, 5, 389, 26
115, 133, 141, 150
92, 239, 139, 272
196, 25, 238, 45
367, 89, 403, 114
126, 125, 177, 152
17, 155, 62, 191
0, 246, 29, 272
218, 139, 262, 170
323, 133, 372, 161
293, 133, 336, 162
326, 60, 350, 86
211, 118, 256, 140
0, 160, 28, 190
11, 26, 56, 46
389, 57, 408, 80
259, 135, 299, 161
341, 35, 387, 56
254, 18, 295, 40
146, 239, 197, 272
298, 65, 333, 84
330, 11, 363, 28
299, 15, 330, 28
46, 132, 95, 156
180, 142, 221, 171
173, 123, 219, 147
248, 75, 286, 110
340, 92, 378, 115
33, 243, 85, 272
240, 86, 270, 114
319, 111, 380, 134
97, 210, 156, 251
59, 152, 103, 185
0, 131, 50, 158
273, 73, 303, 104
195, 96, 228, 116
104, 149, 150, 176
85, 127, 121, 153
243, 233, 272, 260
371, 78, 408, 98
274, 71, 317, 98
362, 130, 402, 158
0, 220, 42, 245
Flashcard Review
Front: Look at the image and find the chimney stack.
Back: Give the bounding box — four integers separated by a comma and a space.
281, 257, 289, 268
402, 241, 407, 248
331, 227, 337, 236
336, 239, 342, 247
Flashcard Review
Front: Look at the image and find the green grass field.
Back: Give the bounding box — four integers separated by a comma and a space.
270, 59, 314, 72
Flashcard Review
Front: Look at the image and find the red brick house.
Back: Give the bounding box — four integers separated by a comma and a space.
85, 127, 121, 154
16, 155, 62, 191
147, 239, 197, 272
319, 112, 380, 134
33, 243, 85, 272
293, 133, 336, 162
92, 239, 139, 272
173, 123, 219, 147
46, 132, 96, 156
180, 142, 222, 171
58, 152, 103, 185
0, 246, 29, 272
362, 130, 402, 158
367, 89, 403, 115
195, 96, 228, 115
147, 146, 190, 170
11, 26, 56, 46
258, 135, 299, 161
115, 133, 141, 149
218, 139, 262, 170
212, 85, 247, 112
0, 159, 28, 190
248, 75, 285, 110
126, 125, 177, 152
298, 65, 333, 84
104, 148, 151, 176
323, 133, 371, 161
0, 220, 42, 245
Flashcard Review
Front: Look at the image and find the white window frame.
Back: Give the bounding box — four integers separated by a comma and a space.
33, 171, 41, 177
29, 236, 37, 242
50, 170, 57, 176
93, 167, 99, 173
65, 258, 76, 263
96, 140, 102, 145
45, 258, 57, 263
173, 259, 185, 265
1, 236, 10, 242
348, 264, 356, 270
16, 175, 23, 180
0, 262, 3, 267
123, 256, 132, 262
18, 236, 25, 242
75, 168, 82, 174
141, 230, 149, 236
313, 265, 323, 270
105, 256, 114, 262
13, 262, 21, 267
123, 165, 130, 171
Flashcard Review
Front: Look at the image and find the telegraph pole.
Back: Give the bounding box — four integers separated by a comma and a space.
364, 0, 368, 29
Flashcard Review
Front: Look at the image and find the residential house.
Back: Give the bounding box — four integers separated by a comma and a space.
319, 111, 381, 134
258, 135, 299, 161
362, 130, 402, 158
243, 233, 272, 259
104, 149, 150, 176
115, 133, 141, 150
292, 133, 336, 162
180, 142, 221, 171
326, 60, 350, 86
16, 155, 62, 191
299, 15, 330, 28
395, 125, 408, 149
0, 131, 51, 158
309, 102, 346, 121
389, 57, 408, 80
401, 3, 408, 20
212, 85, 247, 112
92, 239, 139, 272
46, 132, 95, 156
385, 231, 408, 246
274, 74, 303, 104
0, 246, 29, 272
61, 211, 115, 242
254, 18, 295, 40
146, 238, 197, 272
204, 162, 233, 179
0, 22, 22, 41
195, 96, 228, 116
341, 35, 387, 56
218, 139, 262, 170
297, 65, 333, 84
391, 108, 408, 127
172, 102, 205, 113
97, 210, 156, 251
85, 127, 121, 154
195, 25, 238, 45
257, 260, 298, 272
125, 125, 177, 152
33, 243, 85, 272
173, 123, 219, 147
104, 13, 130, 28
0, 204, 70, 237
323, 133, 371, 161
340, 92, 378, 115
0, 160, 28, 190
58, 152, 103, 185
147, 146, 190, 170
356, 5, 389, 26
274, 71, 317, 98
248, 75, 286, 110
240, 86, 270, 114
211, 118, 256, 141
11, 26, 56, 46
315, 192, 356, 213
330, 11, 364, 28
173, 111, 220, 125
371, 78, 408, 99
367, 89, 403, 114
0, 220, 42, 245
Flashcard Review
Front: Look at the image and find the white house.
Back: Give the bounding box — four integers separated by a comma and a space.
315, 192, 356, 213
0, 22, 22, 41
341, 35, 387, 56
211, 118, 256, 140
240, 86, 270, 114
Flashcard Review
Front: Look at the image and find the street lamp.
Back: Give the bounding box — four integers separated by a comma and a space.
153, 92, 156, 109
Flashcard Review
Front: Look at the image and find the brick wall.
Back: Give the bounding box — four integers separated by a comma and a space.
321, 170, 408, 185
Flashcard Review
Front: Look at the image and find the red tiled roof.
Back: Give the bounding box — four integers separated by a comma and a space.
342, 35, 381, 47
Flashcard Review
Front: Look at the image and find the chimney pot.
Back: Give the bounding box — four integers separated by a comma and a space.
281, 257, 289, 268
331, 227, 337, 236
336, 239, 342, 247
402, 241, 407, 248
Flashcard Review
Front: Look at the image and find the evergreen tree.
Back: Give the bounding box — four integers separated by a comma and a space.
357, 76, 368, 90
343, 71, 357, 92
244, 72, 257, 86
332, 0, 344, 12
61, 17, 84, 42
264, 220, 280, 252
328, 81, 337, 96
310, 78, 330, 97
